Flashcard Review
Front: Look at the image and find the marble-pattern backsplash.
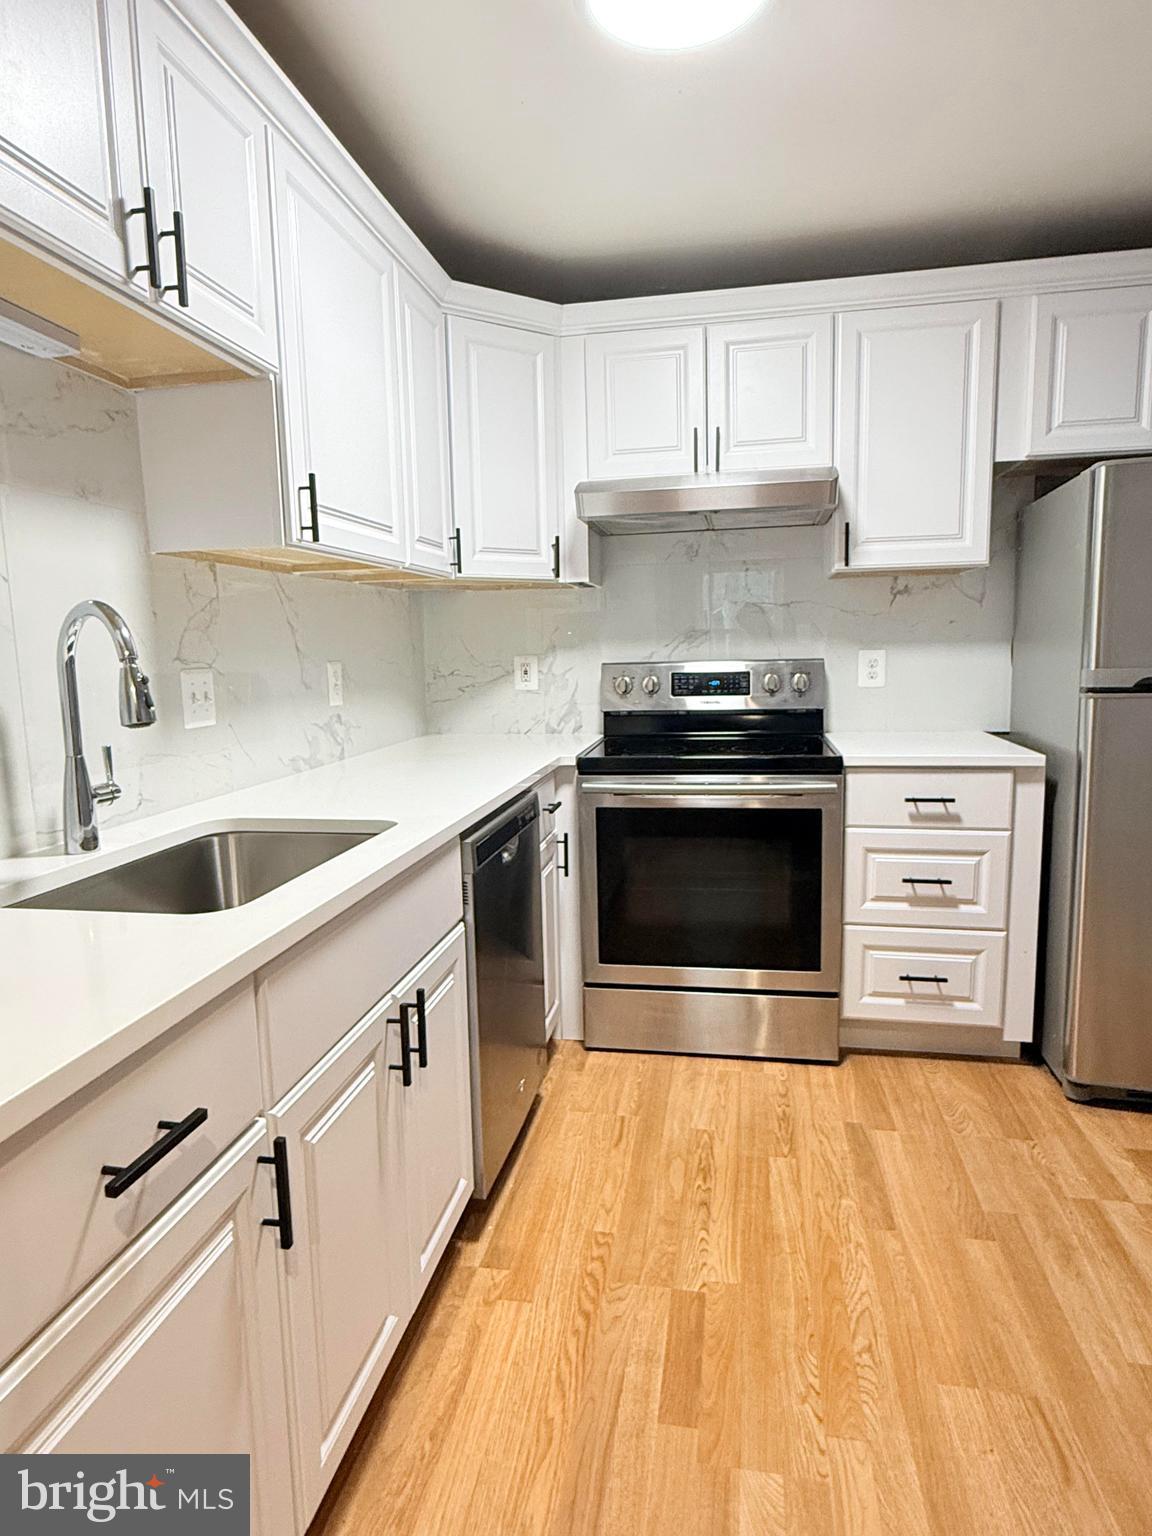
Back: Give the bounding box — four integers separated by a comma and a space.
422, 485, 1027, 738
0, 350, 425, 857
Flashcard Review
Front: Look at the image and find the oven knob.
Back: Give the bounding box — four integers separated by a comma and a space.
791, 670, 812, 696
762, 671, 782, 696
641, 674, 661, 696
613, 673, 634, 697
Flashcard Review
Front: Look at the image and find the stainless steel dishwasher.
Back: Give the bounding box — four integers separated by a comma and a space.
462, 791, 547, 1197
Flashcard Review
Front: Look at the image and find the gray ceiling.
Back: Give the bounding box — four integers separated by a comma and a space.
230, 0, 1152, 303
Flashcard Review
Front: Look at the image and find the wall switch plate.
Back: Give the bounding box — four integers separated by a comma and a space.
181, 668, 216, 729
514, 655, 539, 692
858, 649, 887, 688
327, 661, 344, 708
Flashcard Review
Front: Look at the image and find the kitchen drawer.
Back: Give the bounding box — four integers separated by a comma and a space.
257, 843, 463, 1101
846, 769, 1014, 830
844, 828, 1011, 929
0, 982, 262, 1368
842, 926, 1007, 1028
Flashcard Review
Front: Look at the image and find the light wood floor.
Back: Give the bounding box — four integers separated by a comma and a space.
312, 1044, 1152, 1536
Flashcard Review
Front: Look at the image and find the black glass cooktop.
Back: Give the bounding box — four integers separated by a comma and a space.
577, 732, 843, 776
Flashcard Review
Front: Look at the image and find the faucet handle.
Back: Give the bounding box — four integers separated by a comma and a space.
93, 744, 122, 806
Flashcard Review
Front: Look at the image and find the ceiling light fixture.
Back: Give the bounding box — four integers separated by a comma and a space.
587, 0, 767, 51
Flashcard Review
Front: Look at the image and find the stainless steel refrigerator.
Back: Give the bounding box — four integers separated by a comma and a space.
1012, 458, 1152, 1101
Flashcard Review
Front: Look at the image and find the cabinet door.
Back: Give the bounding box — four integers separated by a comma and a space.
0, 1123, 295, 1536
449, 316, 559, 580
268, 1000, 411, 1522
836, 301, 998, 572
706, 315, 834, 472
0, 0, 143, 283
541, 849, 561, 1042
400, 928, 473, 1296
1029, 287, 1152, 455
135, 0, 278, 364
396, 270, 454, 574
584, 326, 706, 479
275, 136, 406, 564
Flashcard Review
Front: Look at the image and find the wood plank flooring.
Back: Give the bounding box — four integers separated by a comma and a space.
312, 1045, 1152, 1536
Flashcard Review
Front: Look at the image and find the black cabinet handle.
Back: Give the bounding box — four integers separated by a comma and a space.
299, 472, 320, 542
557, 832, 570, 878
389, 1004, 414, 1088
258, 1135, 294, 1250
843, 520, 850, 567
126, 186, 162, 289
693, 427, 700, 474
543, 801, 561, 814
898, 973, 949, 985
450, 527, 463, 574
904, 796, 957, 806
412, 987, 428, 1069
552, 535, 561, 581
714, 425, 721, 473
901, 876, 954, 886
101, 1107, 208, 1198
160, 209, 190, 308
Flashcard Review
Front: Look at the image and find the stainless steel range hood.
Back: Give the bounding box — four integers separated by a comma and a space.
576, 466, 838, 535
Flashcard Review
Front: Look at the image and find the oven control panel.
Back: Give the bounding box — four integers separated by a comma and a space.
602, 659, 826, 712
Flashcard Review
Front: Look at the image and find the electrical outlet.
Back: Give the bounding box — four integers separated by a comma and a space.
858, 649, 887, 688
514, 655, 539, 692
181, 668, 216, 729
327, 660, 344, 708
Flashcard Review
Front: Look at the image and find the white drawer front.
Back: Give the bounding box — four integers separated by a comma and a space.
842, 927, 1007, 1027
0, 983, 262, 1368
844, 829, 1011, 928
846, 769, 1014, 830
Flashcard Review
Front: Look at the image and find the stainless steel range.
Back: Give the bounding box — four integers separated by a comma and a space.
578, 659, 843, 1063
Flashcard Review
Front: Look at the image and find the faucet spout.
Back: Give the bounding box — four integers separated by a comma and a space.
58, 600, 157, 854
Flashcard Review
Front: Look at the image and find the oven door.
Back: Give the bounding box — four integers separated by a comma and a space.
580, 776, 843, 994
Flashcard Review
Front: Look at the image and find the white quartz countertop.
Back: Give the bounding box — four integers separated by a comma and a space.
827, 731, 1045, 769
0, 733, 592, 1144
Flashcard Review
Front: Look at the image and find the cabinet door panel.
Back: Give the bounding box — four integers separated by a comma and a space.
270, 1006, 410, 1521
275, 137, 405, 564
707, 315, 833, 471
135, 0, 277, 363
585, 326, 705, 478
449, 317, 558, 579
1029, 287, 1152, 454
397, 271, 453, 573
542, 852, 561, 1041
0, 0, 141, 281
836, 301, 997, 571
402, 929, 473, 1293
0, 1124, 295, 1536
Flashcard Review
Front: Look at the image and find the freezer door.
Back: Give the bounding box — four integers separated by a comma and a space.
1065, 694, 1152, 1091
1084, 459, 1152, 684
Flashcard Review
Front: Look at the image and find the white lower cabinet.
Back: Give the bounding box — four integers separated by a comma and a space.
0, 1121, 296, 1536
541, 844, 561, 1041
842, 926, 1007, 1029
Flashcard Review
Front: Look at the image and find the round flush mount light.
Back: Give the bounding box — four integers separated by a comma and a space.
587, 0, 767, 50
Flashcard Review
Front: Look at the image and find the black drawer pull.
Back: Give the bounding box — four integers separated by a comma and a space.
904, 796, 957, 806
389, 1003, 415, 1088
413, 987, 428, 1069
258, 1135, 294, 1250
901, 877, 954, 886
101, 1107, 208, 1198
898, 973, 949, 985
299, 472, 320, 542
543, 801, 562, 814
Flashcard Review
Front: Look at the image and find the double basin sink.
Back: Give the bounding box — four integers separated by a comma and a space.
10, 824, 394, 915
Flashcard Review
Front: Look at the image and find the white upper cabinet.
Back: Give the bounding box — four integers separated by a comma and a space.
274, 135, 406, 564
706, 315, 834, 472
0, 0, 143, 282
835, 300, 999, 572
584, 325, 706, 478
396, 270, 454, 574
135, 0, 278, 364
1028, 286, 1152, 455
449, 316, 560, 580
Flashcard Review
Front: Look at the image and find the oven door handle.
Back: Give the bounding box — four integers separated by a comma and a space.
579, 778, 842, 797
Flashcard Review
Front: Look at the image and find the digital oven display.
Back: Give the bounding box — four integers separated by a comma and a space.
671, 671, 751, 697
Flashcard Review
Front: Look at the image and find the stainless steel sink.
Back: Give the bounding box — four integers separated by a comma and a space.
13, 826, 392, 915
